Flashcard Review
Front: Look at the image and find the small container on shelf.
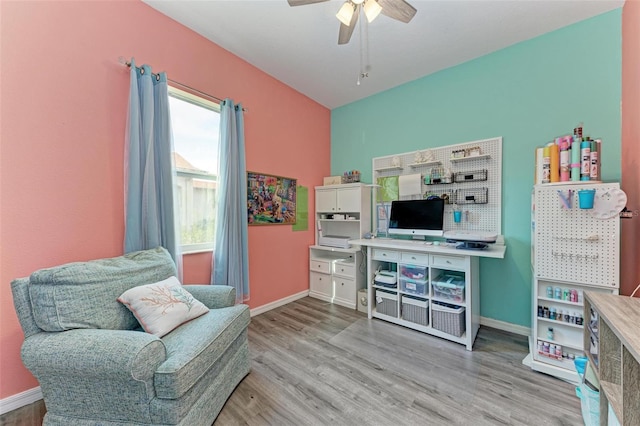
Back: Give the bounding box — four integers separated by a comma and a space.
400, 265, 427, 280
341, 170, 361, 183
375, 290, 398, 317
432, 273, 465, 302
432, 302, 465, 337
401, 295, 429, 326
400, 278, 428, 296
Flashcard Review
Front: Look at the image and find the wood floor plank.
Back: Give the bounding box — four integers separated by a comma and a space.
4, 297, 584, 426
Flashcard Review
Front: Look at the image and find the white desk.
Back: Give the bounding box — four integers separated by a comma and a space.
352, 238, 506, 350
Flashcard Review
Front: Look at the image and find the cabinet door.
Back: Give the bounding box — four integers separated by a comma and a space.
310, 271, 333, 297
336, 187, 361, 212
316, 189, 336, 212
334, 277, 355, 304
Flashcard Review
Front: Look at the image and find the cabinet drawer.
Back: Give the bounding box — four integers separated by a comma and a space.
372, 249, 399, 261
310, 259, 331, 274
333, 262, 355, 278
401, 252, 429, 265
310, 272, 333, 296
334, 277, 355, 301
431, 254, 466, 270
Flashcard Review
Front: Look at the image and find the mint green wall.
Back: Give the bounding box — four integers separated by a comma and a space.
331, 10, 622, 328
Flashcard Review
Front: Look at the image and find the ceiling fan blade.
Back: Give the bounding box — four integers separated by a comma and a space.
338, 4, 360, 45
287, 0, 330, 6
377, 0, 416, 23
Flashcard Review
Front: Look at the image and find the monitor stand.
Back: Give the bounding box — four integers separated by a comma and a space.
455, 242, 488, 250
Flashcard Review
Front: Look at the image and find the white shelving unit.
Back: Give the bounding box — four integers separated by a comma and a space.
530, 182, 621, 383
309, 183, 371, 309
354, 238, 506, 350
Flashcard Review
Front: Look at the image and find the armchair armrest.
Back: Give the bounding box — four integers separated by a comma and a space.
22, 329, 166, 381
183, 285, 236, 309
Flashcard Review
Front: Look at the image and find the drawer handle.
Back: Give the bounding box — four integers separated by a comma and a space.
446, 260, 452, 264
411, 256, 416, 260
383, 253, 387, 257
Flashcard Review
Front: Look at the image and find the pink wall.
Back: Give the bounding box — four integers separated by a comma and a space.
0, 0, 330, 399
621, 0, 640, 296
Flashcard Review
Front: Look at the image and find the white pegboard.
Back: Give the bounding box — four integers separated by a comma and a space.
372, 137, 502, 235
534, 182, 620, 288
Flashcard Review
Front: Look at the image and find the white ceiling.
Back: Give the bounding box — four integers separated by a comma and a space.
143, 0, 623, 109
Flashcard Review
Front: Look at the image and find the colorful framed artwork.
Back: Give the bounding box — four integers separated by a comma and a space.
247, 172, 297, 225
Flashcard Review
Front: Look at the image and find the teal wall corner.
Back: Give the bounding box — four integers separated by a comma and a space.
330, 9, 622, 328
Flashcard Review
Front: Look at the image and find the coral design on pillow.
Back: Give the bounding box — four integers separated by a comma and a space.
117, 276, 209, 337
141, 285, 200, 314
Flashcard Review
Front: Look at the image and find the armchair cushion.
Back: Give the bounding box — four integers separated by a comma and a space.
118, 276, 209, 337
155, 304, 250, 399
28, 247, 176, 332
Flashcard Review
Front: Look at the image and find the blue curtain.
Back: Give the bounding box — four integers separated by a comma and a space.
124, 59, 181, 276
212, 99, 249, 303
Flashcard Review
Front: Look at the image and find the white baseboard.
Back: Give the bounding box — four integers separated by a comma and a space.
250, 290, 310, 317
480, 316, 530, 337
0, 386, 42, 415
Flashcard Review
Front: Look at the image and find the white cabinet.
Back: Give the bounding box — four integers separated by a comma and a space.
309, 247, 365, 310
314, 183, 371, 245
316, 185, 362, 213
530, 182, 621, 383
309, 183, 371, 309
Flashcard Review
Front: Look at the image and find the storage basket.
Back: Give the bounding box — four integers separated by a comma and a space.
402, 296, 429, 326
375, 290, 398, 317
432, 302, 465, 337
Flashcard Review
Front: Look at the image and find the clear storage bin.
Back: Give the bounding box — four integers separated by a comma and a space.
400, 278, 428, 296
432, 273, 465, 302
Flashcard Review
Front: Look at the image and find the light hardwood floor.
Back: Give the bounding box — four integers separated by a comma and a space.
2, 297, 584, 425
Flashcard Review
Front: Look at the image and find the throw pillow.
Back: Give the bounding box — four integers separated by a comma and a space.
117, 276, 209, 337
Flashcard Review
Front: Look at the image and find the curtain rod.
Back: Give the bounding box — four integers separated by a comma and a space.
119, 57, 247, 112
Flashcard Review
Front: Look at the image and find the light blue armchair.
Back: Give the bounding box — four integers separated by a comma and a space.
11, 247, 250, 425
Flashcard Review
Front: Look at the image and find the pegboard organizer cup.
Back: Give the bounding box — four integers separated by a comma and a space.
578, 189, 596, 209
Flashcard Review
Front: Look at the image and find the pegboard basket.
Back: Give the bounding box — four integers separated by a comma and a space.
424, 189, 455, 204
454, 187, 488, 205
453, 169, 488, 183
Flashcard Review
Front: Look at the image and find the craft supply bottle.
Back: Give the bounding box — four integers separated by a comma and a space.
571, 137, 581, 181
555, 287, 562, 300
542, 146, 551, 184
590, 140, 599, 180
550, 307, 556, 320
546, 286, 553, 298
581, 140, 591, 180
549, 143, 559, 183
537, 340, 544, 354
560, 141, 570, 182
547, 327, 554, 340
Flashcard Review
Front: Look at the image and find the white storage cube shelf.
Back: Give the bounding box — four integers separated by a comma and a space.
402, 296, 429, 327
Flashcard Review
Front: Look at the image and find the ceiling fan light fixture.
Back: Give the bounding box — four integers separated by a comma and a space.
336, 1, 355, 26
352, 0, 364, 4
363, 0, 382, 23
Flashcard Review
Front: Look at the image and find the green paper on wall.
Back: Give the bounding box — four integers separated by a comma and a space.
377, 176, 399, 202
293, 186, 308, 231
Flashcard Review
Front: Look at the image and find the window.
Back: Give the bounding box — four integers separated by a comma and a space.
168, 87, 220, 253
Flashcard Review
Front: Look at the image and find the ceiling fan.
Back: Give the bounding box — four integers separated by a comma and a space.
287, 0, 417, 45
